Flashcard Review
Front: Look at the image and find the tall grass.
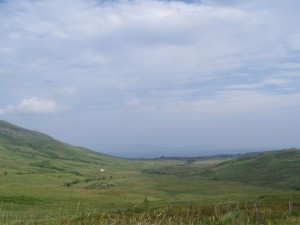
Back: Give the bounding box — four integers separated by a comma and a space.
1, 199, 299, 225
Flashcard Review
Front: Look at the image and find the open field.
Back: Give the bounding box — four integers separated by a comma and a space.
1, 156, 299, 224
0, 120, 300, 224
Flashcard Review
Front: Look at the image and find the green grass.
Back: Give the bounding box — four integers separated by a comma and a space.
202, 149, 300, 190
1, 120, 300, 224
1, 154, 299, 224
1, 197, 300, 224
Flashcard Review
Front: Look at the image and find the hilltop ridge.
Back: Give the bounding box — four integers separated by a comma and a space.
1, 120, 299, 191
0, 120, 121, 174
0, 120, 54, 142
202, 148, 300, 190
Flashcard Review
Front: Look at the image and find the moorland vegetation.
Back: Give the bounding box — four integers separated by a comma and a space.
0, 120, 299, 224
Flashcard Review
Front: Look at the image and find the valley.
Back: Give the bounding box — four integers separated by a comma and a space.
0, 120, 299, 224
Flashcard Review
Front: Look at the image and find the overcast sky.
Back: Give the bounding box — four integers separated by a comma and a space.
1, 0, 300, 157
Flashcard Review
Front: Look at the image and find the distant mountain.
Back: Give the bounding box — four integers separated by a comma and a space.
202, 149, 300, 190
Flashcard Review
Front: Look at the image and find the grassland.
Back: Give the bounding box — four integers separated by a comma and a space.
202, 149, 300, 190
0, 120, 299, 224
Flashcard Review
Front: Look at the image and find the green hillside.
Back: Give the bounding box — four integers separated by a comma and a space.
0, 120, 299, 224
0, 121, 127, 173
0, 120, 132, 208
202, 149, 300, 190
0, 120, 113, 163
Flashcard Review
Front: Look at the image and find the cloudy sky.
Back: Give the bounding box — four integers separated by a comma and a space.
1, 0, 300, 157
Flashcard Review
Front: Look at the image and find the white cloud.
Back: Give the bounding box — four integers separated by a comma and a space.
125, 97, 141, 106
262, 78, 292, 86
116, 87, 300, 121
59, 86, 77, 97
286, 33, 300, 51
1, 0, 300, 153
0, 97, 68, 115
225, 84, 263, 90
201, 91, 300, 115
224, 78, 293, 91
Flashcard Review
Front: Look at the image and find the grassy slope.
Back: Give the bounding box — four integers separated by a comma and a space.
0, 120, 114, 162
0, 120, 299, 224
202, 149, 300, 190
0, 120, 134, 208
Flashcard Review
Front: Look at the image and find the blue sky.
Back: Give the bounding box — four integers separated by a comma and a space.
1, 0, 300, 157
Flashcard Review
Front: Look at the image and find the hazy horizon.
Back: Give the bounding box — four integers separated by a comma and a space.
1, 0, 300, 157
2, 119, 296, 158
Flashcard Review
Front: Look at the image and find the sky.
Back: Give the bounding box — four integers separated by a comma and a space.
1, 0, 300, 157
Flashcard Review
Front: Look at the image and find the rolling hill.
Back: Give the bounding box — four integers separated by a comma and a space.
0, 120, 112, 161
202, 149, 300, 190
0, 120, 124, 174
0, 120, 132, 203
1, 120, 299, 191
0, 120, 300, 224
1, 119, 299, 192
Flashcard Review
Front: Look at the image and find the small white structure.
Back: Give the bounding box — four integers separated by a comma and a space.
100, 168, 105, 172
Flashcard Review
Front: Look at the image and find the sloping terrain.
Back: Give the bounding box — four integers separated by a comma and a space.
0, 120, 132, 176
202, 149, 300, 190
1, 120, 299, 194
0, 120, 300, 224
0, 120, 114, 163
0, 120, 132, 207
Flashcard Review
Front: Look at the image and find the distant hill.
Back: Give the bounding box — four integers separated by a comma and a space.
1, 120, 299, 192
0, 121, 299, 225
202, 149, 300, 190
0, 120, 121, 175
